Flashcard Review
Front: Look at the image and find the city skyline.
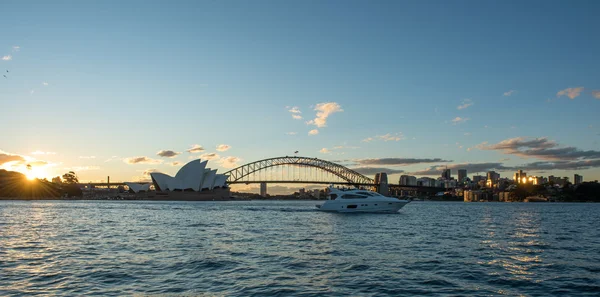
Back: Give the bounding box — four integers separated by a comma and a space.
2, 1, 600, 193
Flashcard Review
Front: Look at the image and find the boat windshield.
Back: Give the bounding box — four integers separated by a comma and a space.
357, 191, 381, 196
341, 194, 368, 199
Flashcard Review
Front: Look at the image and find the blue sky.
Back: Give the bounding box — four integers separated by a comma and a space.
1, 0, 599, 187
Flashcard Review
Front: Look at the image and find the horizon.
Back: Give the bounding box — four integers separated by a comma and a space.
2, 1, 600, 194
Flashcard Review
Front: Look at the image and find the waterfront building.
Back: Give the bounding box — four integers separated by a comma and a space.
574, 174, 583, 185
472, 175, 485, 184
458, 169, 467, 183
149, 159, 230, 200
399, 175, 417, 186
442, 169, 451, 180
514, 170, 526, 183
124, 182, 150, 193
417, 177, 436, 187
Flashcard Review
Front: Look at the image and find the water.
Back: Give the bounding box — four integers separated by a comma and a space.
1, 201, 599, 296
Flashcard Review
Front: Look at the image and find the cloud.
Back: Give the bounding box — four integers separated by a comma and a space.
42, 82, 49, 86
306, 102, 343, 128
2, 55, 12, 61
592, 90, 600, 99
32, 151, 57, 155
362, 133, 404, 142
452, 117, 469, 124
351, 167, 405, 176
355, 158, 452, 166
216, 144, 231, 152
104, 156, 119, 162
362, 137, 374, 142
13, 46, 20, 52
409, 162, 508, 176
186, 144, 205, 153
157, 150, 180, 158
170, 162, 181, 166
477, 137, 600, 160
30, 90, 35, 95
319, 148, 330, 154
378, 133, 404, 142
503, 90, 516, 96
457, 99, 474, 110
79, 156, 96, 159
218, 156, 242, 169
515, 159, 600, 172
287, 106, 303, 120
124, 156, 163, 164
308, 129, 319, 135
70, 166, 100, 171
0, 151, 26, 165
285, 132, 297, 135
200, 153, 220, 160
557, 87, 584, 99
464, 132, 471, 136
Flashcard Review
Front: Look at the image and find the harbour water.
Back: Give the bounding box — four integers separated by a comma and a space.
1, 200, 599, 296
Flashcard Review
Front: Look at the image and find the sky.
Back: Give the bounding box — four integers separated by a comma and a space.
1, 0, 600, 193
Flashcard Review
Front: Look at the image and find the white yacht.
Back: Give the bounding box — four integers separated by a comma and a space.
316, 187, 410, 213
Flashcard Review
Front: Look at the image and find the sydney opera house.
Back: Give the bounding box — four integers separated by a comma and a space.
128, 159, 230, 201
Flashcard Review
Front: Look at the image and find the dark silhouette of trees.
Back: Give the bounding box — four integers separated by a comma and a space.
51, 176, 62, 184
62, 171, 78, 184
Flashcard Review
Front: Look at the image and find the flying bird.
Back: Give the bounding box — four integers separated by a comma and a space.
294, 151, 299, 154
2, 75, 6, 78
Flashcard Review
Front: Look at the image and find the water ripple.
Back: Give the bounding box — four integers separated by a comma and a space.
1, 200, 600, 296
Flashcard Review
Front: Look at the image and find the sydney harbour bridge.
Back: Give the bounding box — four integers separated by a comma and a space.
91, 156, 444, 196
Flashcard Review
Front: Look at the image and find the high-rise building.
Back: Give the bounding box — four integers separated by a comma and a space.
472, 175, 485, 183
442, 169, 451, 180
399, 175, 417, 186
487, 171, 500, 183
458, 169, 467, 183
574, 174, 583, 185
514, 170, 526, 183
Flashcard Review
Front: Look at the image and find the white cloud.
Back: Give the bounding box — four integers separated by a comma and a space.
200, 153, 220, 160
452, 117, 469, 124
464, 132, 471, 136
30, 90, 35, 95
592, 90, 600, 99
377, 133, 404, 142
308, 129, 319, 135
218, 156, 242, 169
78, 156, 96, 159
31, 151, 56, 155
285, 132, 297, 135
288, 106, 303, 120
557, 87, 584, 99
319, 148, 330, 154
71, 166, 100, 171
1, 55, 12, 61
457, 99, 473, 110
186, 144, 204, 153
362, 137, 374, 143
216, 144, 231, 152
306, 102, 343, 128
503, 90, 516, 96
363, 133, 404, 142
12, 46, 20, 52
170, 161, 181, 166
42, 82, 49, 86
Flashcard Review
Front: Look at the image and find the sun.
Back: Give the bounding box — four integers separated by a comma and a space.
25, 167, 48, 180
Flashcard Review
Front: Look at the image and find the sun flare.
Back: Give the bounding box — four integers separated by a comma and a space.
24, 167, 48, 180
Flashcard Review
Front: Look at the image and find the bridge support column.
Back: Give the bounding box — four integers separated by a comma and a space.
260, 182, 267, 197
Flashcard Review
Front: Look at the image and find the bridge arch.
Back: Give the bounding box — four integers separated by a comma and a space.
224, 156, 374, 187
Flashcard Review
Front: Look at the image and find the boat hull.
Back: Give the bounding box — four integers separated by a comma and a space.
316, 200, 409, 213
